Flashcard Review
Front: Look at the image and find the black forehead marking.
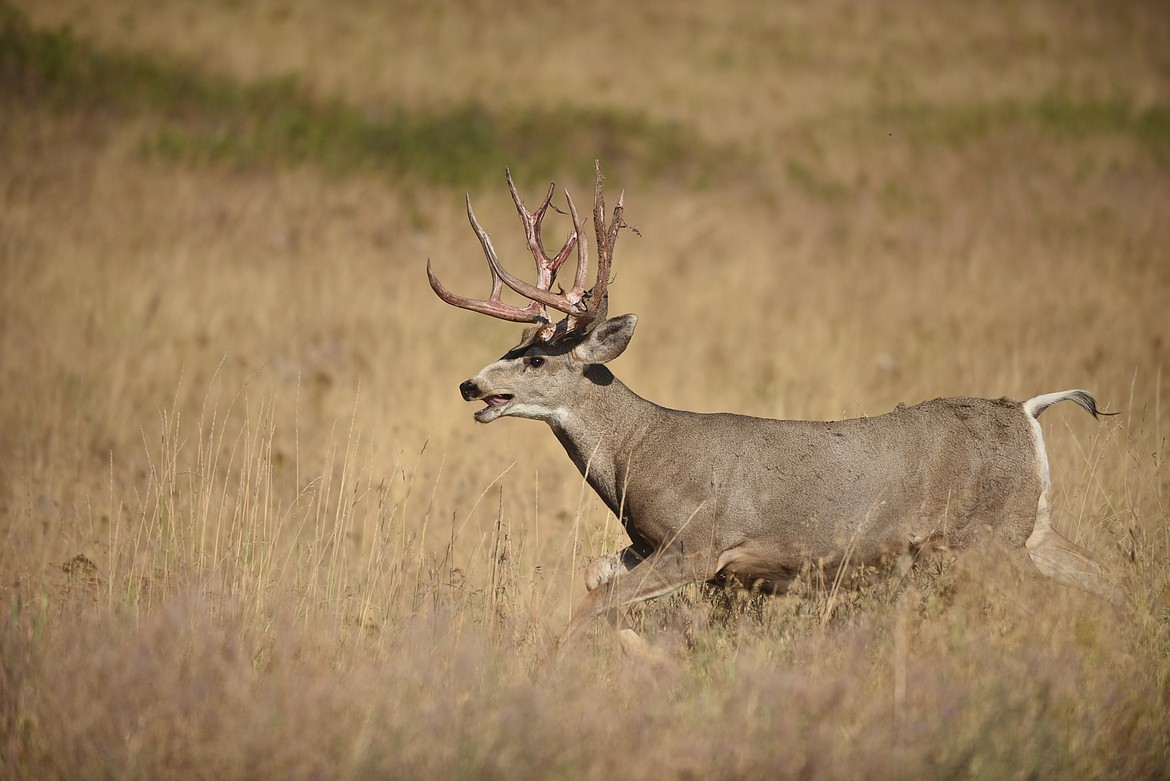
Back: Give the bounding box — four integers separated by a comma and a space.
501, 345, 530, 361
500, 335, 582, 361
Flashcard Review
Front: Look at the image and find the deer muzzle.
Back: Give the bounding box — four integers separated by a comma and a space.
459, 378, 515, 422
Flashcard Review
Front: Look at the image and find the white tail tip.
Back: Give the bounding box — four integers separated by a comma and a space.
1023, 390, 1113, 419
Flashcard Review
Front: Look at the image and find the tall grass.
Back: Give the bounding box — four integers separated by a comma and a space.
5, 366, 1166, 779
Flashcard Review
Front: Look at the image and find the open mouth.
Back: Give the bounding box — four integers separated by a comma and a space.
473, 393, 514, 421
482, 394, 513, 408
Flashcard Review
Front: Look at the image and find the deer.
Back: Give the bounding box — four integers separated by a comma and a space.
427, 162, 1124, 652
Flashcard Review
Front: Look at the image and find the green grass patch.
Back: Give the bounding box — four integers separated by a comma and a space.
867, 97, 1170, 159
784, 158, 850, 201
0, 4, 729, 187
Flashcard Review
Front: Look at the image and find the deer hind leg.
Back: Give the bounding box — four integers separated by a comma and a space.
560, 542, 709, 654
1025, 483, 1124, 604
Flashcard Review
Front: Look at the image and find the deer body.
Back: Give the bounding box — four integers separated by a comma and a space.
553, 382, 1044, 584
430, 164, 1122, 651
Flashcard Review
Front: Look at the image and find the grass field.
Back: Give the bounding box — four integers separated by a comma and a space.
2, 1, 1169, 778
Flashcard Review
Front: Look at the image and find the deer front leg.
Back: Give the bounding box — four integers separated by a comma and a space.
561, 542, 710, 653
584, 546, 643, 591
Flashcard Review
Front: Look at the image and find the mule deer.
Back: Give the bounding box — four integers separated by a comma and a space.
427, 162, 1122, 650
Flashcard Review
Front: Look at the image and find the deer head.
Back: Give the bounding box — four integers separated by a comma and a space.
428, 162, 636, 424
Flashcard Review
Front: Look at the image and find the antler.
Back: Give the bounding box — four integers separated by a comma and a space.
427, 162, 624, 340
590, 159, 624, 315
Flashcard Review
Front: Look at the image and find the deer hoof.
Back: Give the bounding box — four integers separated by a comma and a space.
585, 553, 623, 591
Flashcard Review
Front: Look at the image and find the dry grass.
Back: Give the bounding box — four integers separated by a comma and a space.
3, 1, 1169, 778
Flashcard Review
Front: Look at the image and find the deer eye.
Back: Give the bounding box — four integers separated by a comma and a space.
525, 356, 546, 369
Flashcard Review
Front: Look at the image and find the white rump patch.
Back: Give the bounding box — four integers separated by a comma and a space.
1024, 407, 1053, 544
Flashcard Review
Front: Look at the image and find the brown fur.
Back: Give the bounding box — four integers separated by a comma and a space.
455, 314, 1120, 650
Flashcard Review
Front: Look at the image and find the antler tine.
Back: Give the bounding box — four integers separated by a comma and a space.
563, 189, 590, 301
423, 194, 552, 324
588, 160, 623, 313
478, 176, 587, 317
505, 168, 579, 286
425, 259, 547, 324
506, 170, 568, 282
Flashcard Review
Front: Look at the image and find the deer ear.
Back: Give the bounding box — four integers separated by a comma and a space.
573, 314, 637, 364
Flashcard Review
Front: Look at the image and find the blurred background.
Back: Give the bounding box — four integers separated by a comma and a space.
2, 1, 1168, 777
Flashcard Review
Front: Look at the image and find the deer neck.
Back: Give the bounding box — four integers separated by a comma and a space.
547, 365, 662, 516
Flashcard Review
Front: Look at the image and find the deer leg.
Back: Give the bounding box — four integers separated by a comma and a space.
560, 542, 709, 653
1025, 490, 1124, 604
1026, 523, 1124, 604
583, 550, 639, 651
584, 546, 643, 591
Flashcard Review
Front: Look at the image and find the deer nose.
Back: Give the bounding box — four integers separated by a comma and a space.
459, 380, 479, 401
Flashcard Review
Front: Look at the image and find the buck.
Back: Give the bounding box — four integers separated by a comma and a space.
427, 162, 1122, 650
